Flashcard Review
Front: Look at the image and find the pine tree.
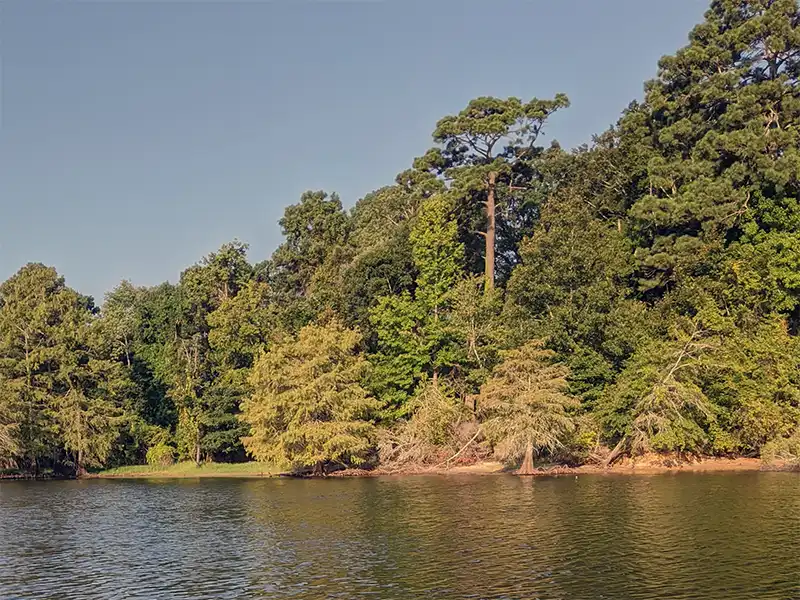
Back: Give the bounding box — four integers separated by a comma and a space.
419, 95, 569, 287
626, 0, 800, 312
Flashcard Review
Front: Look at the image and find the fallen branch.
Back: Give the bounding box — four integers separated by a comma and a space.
603, 438, 627, 468
433, 428, 482, 469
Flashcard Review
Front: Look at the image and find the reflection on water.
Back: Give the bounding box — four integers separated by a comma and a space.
0, 473, 798, 599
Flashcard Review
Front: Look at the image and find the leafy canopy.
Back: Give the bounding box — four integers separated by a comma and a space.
241, 320, 380, 472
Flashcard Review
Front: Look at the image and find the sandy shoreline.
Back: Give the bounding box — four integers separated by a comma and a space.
338, 457, 797, 478
84, 456, 798, 480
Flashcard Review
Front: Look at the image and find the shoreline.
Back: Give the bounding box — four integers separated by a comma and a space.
83, 456, 799, 480
337, 457, 798, 478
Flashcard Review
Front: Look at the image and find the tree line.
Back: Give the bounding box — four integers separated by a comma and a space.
2, 0, 800, 476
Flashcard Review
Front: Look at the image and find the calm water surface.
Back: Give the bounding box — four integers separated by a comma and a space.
1, 473, 798, 599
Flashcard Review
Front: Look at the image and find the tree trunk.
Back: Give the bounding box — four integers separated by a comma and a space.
603, 438, 627, 468
195, 439, 201, 466
313, 461, 325, 477
485, 171, 497, 290
76, 450, 86, 477
465, 394, 476, 412
517, 442, 535, 475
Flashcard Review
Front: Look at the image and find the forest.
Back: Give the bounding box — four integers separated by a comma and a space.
2, 0, 800, 476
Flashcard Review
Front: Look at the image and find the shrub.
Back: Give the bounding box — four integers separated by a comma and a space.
378, 380, 479, 467
146, 442, 176, 467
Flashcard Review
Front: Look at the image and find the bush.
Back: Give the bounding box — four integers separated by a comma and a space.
553, 413, 602, 466
146, 442, 176, 467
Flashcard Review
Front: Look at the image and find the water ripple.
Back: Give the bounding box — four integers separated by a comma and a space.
0, 473, 798, 599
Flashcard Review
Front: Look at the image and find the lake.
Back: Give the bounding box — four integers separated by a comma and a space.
0, 473, 798, 599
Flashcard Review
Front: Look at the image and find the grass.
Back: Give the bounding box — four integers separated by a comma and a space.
93, 461, 285, 479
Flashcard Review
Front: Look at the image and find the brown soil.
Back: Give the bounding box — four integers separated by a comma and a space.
571, 455, 796, 475
334, 455, 798, 478
330, 461, 508, 478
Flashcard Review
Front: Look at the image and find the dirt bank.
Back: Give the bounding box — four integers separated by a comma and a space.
570, 456, 797, 475
87, 456, 797, 480
334, 456, 798, 477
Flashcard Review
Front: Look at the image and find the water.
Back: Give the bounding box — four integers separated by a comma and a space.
0, 473, 798, 599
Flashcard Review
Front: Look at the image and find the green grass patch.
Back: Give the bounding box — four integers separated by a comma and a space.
93, 461, 284, 478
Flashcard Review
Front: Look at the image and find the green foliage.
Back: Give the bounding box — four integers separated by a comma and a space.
405, 381, 470, 448
451, 276, 505, 390
433, 95, 569, 149
624, 0, 800, 310
378, 379, 475, 466
410, 193, 465, 312
599, 306, 800, 458
369, 194, 465, 415
504, 191, 650, 403
164, 240, 259, 462
0, 378, 21, 465
761, 428, 800, 464
693, 316, 800, 453
339, 226, 415, 337
241, 320, 380, 473
6, 1, 800, 473
420, 94, 570, 281
208, 280, 277, 372
0, 264, 132, 473
269, 190, 351, 329
181, 240, 253, 312
368, 292, 428, 415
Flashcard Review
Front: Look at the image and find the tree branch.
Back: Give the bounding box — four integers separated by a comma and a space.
433, 427, 482, 469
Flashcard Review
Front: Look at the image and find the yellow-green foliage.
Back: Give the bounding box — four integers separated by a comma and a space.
241, 320, 380, 472
478, 340, 578, 464
146, 442, 176, 466
7, 1, 800, 476
0, 264, 131, 472
599, 310, 800, 457
378, 380, 474, 466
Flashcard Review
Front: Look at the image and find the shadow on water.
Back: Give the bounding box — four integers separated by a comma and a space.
0, 472, 798, 599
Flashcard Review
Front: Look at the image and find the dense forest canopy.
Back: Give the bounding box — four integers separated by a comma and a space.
2, 0, 800, 475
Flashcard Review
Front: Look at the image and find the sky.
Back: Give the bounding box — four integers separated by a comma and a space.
0, 0, 708, 302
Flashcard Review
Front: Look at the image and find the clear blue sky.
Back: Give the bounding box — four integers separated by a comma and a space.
0, 0, 707, 302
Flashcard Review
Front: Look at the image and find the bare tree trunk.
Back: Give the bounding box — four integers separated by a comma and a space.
195, 439, 201, 466
517, 442, 535, 475
313, 461, 325, 477
603, 438, 627, 468
465, 394, 476, 412
485, 171, 497, 290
